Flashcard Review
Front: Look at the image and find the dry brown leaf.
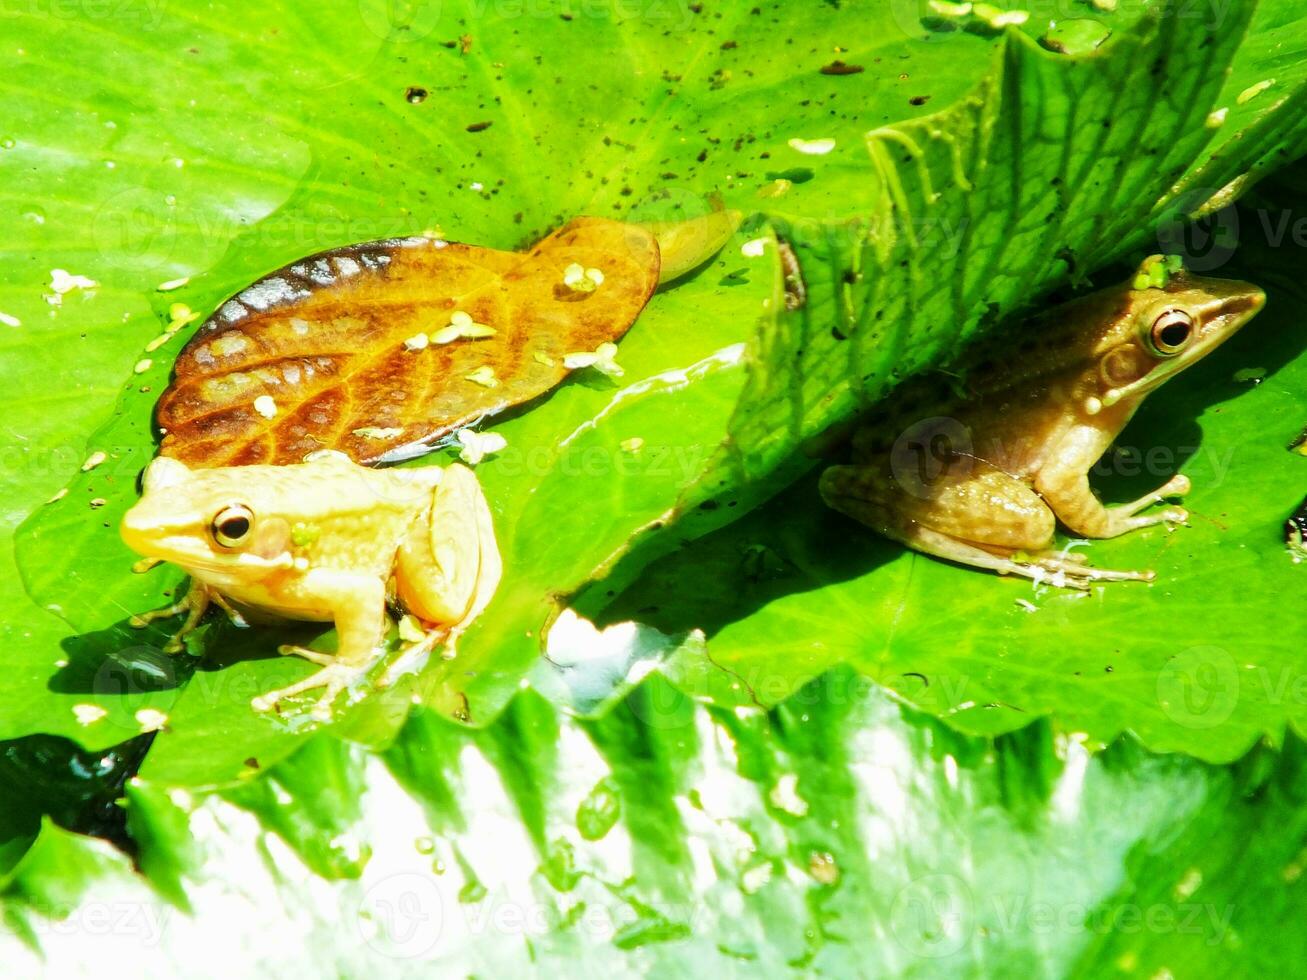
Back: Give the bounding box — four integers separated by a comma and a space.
156, 217, 659, 466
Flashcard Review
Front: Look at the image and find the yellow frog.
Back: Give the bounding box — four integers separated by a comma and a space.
820, 257, 1265, 587
120, 450, 500, 717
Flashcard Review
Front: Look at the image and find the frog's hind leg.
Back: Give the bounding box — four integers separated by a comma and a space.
383, 463, 502, 688
820, 462, 1154, 588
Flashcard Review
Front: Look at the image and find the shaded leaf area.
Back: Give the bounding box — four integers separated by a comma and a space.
602, 189, 1307, 764
157, 218, 659, 466
718, 1, 1307, 491
0, 734, 151, 877
4, 677, 1307, 976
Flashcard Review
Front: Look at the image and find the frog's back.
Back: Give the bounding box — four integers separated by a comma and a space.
850, 287, 1127, 461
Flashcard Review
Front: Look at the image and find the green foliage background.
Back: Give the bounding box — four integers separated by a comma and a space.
1, 0, 1305, 974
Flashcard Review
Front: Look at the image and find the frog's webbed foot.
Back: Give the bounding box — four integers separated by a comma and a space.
129, 580, 209, 653
252, 657, 367, 721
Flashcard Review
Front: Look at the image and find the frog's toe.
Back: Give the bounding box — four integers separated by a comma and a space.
251, 661, 363, 718
1161, 474, 1192, 498
277, 644, 337, 667
1024, 554, 1154, 587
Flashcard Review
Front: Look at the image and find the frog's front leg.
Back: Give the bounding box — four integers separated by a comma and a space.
382, 463, 501, 686
129, 578, 210, 653
251, 572, 387, 719
1035, 426, 1188, 538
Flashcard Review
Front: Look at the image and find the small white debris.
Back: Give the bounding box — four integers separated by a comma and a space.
48, 487, 68, 504
768, 773, 809, 817
253, 395, 278, 418
352, 426, 405, 440
81, 450, 108, 472
563, 342, 624, 380
210, 334, 249, 357
1015, 598, 1038, 613
134, 358, 152, 374
562, 263, 604, 293
167, 303, 201, 330
974, 5, 1028, 27
290, 317, 311, 336
0, 311, 20, 328
89, 497, 107, 509
404, 332, 430, 351
620, 437, 644, 453
741, 237, 769, 258
45, 268, 99, 306
787, 137, 835, 155
1173, 867, 1203, 901
741, 861, 773, 894
1206, 107, 1228, 128
456, 428, 507, 465
432, 309, 496, 344
1237, 79, 1276, 105
73, 704, 107, 725
465, 365, 499, 387
134, 708, 168, 732
156, 276, 190, 291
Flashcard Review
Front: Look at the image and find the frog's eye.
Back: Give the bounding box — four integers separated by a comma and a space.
211, 505, 254, 548
1149, 310, 1194, 355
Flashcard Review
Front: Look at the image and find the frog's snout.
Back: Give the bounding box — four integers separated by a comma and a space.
119, 503, 153, 554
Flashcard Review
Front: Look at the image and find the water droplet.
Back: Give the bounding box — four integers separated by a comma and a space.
414, 836, 435, 854
576, 777, 621, 841
0, 137, 14, 150
405, 86, 428, 104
